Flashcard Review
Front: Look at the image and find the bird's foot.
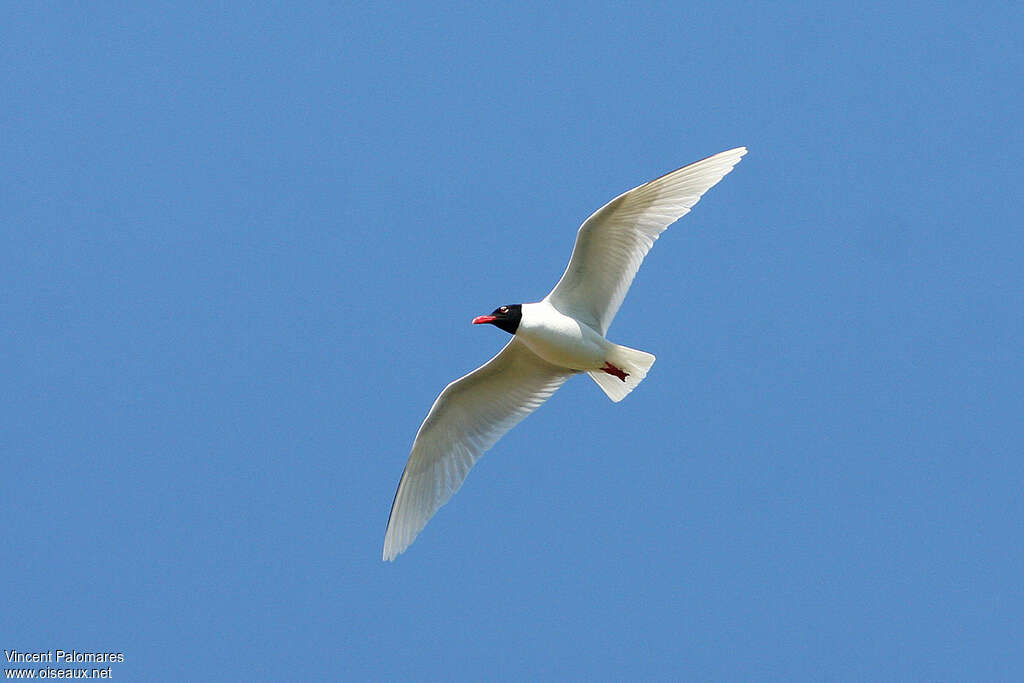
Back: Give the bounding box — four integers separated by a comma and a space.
601, 362, 629, 382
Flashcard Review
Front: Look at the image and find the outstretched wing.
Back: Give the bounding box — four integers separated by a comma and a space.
545, 147, 746, 334
383, 338, 573, 561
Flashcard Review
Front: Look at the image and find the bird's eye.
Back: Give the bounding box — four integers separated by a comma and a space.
499, 306, 508, 314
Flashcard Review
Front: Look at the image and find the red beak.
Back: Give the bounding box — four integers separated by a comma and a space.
472, 315, 497, 325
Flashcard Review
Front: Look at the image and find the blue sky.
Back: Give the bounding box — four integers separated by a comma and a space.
3, 2, 1022, 680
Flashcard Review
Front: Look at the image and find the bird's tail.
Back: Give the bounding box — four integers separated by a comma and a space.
587, 344, 656, 402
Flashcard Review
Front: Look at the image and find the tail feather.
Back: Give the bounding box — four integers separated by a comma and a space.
587, 344, 656, 402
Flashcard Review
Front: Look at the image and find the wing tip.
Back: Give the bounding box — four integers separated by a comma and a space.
710, 145, 748, 165
639, 146, 748, 188
382, 531, 407, 562
382, 511, 414, 562
702, 146, 748, 168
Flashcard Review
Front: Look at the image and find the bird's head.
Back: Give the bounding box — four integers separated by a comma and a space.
472, 304, 522, 335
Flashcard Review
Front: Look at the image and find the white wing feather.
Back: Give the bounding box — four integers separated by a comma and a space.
383, 338, 573, 561
545, 147, 747, 334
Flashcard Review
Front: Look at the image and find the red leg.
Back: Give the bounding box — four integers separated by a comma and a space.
601, 362, 629, 382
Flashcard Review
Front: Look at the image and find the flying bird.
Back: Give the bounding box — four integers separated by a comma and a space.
383, 147, 747, 561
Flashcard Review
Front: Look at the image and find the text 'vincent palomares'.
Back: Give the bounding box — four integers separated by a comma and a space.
4, 650, 125, 664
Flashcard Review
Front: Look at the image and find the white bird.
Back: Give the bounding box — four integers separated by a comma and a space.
383, 147, 747, 561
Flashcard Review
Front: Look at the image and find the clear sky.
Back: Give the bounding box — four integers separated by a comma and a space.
3, 2, 1022, 680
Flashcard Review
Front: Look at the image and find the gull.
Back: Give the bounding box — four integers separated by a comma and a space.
383, 147, 747, 560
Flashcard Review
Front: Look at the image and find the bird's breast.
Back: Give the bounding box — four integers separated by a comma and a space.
515, 302, 607, 370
